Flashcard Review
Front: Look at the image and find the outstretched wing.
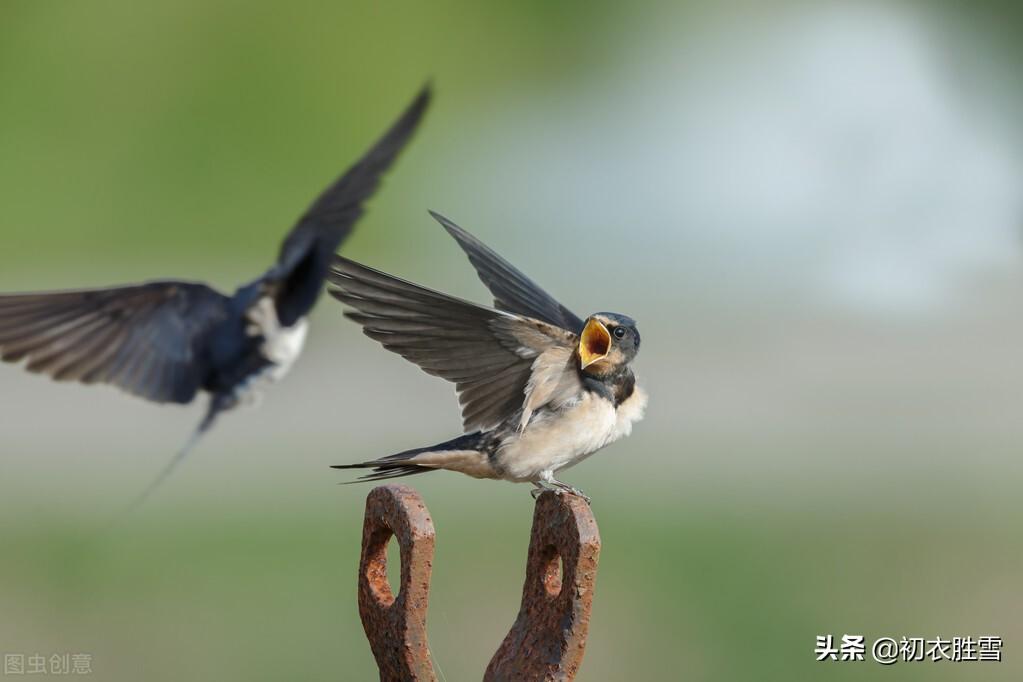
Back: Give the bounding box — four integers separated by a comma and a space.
429, 211, 585, 333
329, 256, 577, 432
0, 281, 231, 404
269, 85, 432, 326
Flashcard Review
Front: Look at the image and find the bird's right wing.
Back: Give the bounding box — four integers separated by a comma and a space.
329, 256, 578, 432
429, 211, 585, 333
0, 281, 231, 404
269, 85, 432, 326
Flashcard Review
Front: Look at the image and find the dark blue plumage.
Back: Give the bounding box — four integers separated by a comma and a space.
0, 85, 431, 508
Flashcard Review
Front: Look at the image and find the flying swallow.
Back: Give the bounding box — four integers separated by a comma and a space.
329, 211, 646, 501
0, 85, 431, 508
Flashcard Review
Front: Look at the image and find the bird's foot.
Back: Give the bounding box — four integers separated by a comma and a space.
566, 487, 592, 504
533, 474, 591, 504
550, 481, 591, 504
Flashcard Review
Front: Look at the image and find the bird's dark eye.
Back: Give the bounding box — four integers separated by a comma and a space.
613, 326, 626, 339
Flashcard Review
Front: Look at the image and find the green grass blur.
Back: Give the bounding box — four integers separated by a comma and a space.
2, 497, 1020, 681
2, 2, 1023, 680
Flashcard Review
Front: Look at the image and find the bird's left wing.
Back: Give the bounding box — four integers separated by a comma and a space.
269, 85, 432, 326
0, 281, 231, 404
429, 211, 585, 333
329, 256, 577, 432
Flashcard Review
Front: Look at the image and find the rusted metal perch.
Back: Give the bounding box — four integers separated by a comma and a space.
356, 484, 601, 682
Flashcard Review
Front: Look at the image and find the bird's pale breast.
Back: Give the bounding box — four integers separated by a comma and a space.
245, 296, 309, 384
496, 384, 647, 482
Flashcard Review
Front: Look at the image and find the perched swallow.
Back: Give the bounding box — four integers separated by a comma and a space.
0, 85, 431, 507
329, 211, 647, 501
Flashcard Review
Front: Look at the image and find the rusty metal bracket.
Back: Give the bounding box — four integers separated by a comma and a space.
485, 491, 601, 681
355, 485, 600, 682
357, 484, 437, 682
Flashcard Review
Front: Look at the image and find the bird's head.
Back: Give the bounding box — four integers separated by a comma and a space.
578, 312, 640, 375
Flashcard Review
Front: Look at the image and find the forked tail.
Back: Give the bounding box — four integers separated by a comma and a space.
332, 432, 487, 482
102, 394, 233, 530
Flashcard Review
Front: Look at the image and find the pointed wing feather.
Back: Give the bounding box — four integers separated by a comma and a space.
429, 211, 584, 333
329, 256, 576, 432
0, 281, 231, 404
269, 85, 432, 326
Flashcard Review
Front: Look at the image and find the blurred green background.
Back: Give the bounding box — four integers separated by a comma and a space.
2, 1, 1023, 680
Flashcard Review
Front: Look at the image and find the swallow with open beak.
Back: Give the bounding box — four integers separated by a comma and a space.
0, 86, 431, 508
329, 211, 646, 501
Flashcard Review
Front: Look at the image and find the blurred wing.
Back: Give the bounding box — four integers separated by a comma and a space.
269, 85, 431, 325
429, 211, 585, 333
329, 256, 576, 432
0, 281, 231, 404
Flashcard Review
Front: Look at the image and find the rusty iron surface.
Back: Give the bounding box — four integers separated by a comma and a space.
357, 484, 437, 682
484, 491, 602, 682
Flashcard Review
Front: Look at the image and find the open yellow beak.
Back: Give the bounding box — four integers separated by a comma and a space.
579, 318, 611, 369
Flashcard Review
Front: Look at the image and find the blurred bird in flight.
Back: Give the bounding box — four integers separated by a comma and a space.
0, 85, 431, 510
330, 211, 646, 501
